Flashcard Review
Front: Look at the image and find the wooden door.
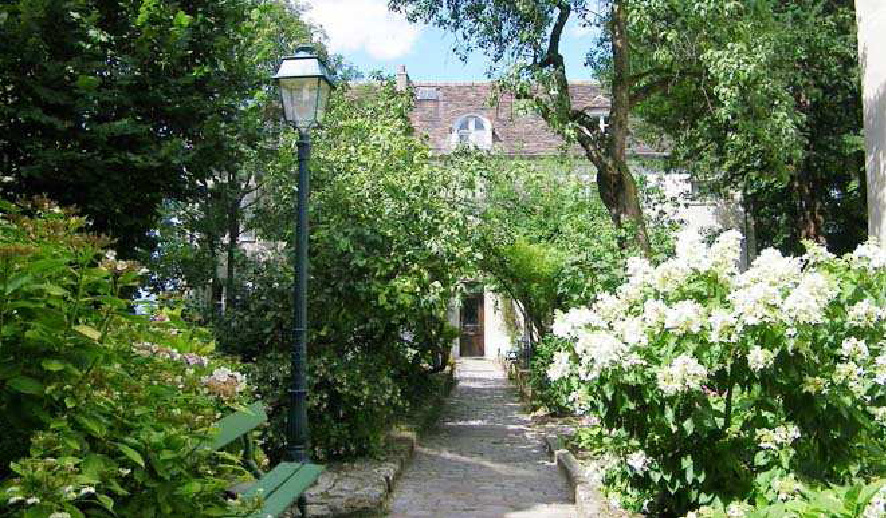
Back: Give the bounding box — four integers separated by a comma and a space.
459, 293, 484, 357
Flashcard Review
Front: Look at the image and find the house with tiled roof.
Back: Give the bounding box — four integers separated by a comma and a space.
397, 66, 664, 159
389, 65, 745, 362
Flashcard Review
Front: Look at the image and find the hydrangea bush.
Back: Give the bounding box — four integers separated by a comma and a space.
549, 228, 886, 516
0, 200, 255, 518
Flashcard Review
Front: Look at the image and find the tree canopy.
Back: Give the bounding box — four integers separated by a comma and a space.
0, 0, 312, 254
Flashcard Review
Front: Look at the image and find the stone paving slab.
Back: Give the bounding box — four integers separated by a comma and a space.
386, 359, 577, 518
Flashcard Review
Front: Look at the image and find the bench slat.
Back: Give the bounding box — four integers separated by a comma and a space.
245, 462, 325, 518
207, 401, 267, 450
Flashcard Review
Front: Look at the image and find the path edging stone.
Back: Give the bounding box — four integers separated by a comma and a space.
283, 366, 455, 518
545, 435, 639, 518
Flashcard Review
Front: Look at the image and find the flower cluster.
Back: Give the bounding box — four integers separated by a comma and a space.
99, 250, 147, 276
656, 355, 708, 396
546, 352, 572, 382
201, 367, 247, 398
545, 228, 886, 516
756, 424, 800, 450
626, 450, 650, 473
134, 342, 210, 367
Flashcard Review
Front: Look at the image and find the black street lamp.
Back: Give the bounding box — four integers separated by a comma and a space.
272, 44, 334, 463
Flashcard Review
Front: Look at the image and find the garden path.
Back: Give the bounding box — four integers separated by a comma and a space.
387, 358, 577, 518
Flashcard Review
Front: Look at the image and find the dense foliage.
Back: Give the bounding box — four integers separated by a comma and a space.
467, 156, 676, 344
545, 228, 886, 516
390, 0, 865, 256
179, 81, 474, 461
634, 0, 865, 254
0, 199, 255, 518
0, 0, 311, 255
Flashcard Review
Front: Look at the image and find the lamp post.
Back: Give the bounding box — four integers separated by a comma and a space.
273, 44, 334, 463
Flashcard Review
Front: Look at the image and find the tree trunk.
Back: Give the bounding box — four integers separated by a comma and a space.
600, 0, 652, 256
794, 170, 827, 245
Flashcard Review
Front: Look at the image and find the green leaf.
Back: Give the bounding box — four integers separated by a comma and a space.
116, 443, 145, 468
74, 324, 102, 341
173, 11, 192, 28
75, 75, 100, 91
8, 376, 44, 395
74, 415, 107, 437
97, 494, 114, 510
41, 359, 65, 371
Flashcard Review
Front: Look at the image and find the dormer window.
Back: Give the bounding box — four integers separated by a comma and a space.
452, 114, 492, 150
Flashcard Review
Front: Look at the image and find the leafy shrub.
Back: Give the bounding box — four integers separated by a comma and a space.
190, 82, 468, 461
549, 228, 886, 516
688, 479, 886, 518
528, 336, 576, 415
246, 347, 416, 463
0, 200, 253, 518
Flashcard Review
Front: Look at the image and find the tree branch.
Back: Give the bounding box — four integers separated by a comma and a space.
538, 2, 571, 68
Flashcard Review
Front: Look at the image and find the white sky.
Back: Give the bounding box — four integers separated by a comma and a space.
301, 0, 422, 60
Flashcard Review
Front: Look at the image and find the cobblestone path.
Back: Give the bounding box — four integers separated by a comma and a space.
387, 358, 577, 518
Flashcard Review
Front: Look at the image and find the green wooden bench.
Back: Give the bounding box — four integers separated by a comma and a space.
208, 402, 325, 518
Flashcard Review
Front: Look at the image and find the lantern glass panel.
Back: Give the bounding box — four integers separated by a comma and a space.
279, 77, 320, 129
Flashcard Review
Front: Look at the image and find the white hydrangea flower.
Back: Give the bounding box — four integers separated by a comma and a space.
726, 502, 751, 518
642, 299, 669, 328
552, 307, 604, 338
781, 272, 837, 324
656, 355, 708, 396
653, 257, 694, 293
49, 513, 73, 518
546, 352, 572, 382
613, 317, 648, 346
851, 240, 886, 271
574, 330, 629, 379
593, 293, 630, 326
624, 256, 655, 294
675, 227, 711, 267
729, 282, 783, 326
708, 309, 739, 343
626, 450, 650, 473
747, 346, 775, 372
757, 424, 800, 450
875, 355, 886, 385
848, 299, 883, 327
840, 337, 870, 360
664, 300, 706, 335
803, 240, 835, 265
737, 248, 803, 288
835, 361, 866, 395
802, 376, 829, 394
708, 229, 743, 276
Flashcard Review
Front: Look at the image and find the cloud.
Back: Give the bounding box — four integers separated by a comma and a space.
302, 0, 422, 60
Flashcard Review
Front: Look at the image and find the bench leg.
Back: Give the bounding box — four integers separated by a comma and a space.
298, 494, 308, 518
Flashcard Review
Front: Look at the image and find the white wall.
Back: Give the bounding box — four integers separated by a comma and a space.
857, 1, 886, 242
448, 298, 461, 360
483, 289, 514, 359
